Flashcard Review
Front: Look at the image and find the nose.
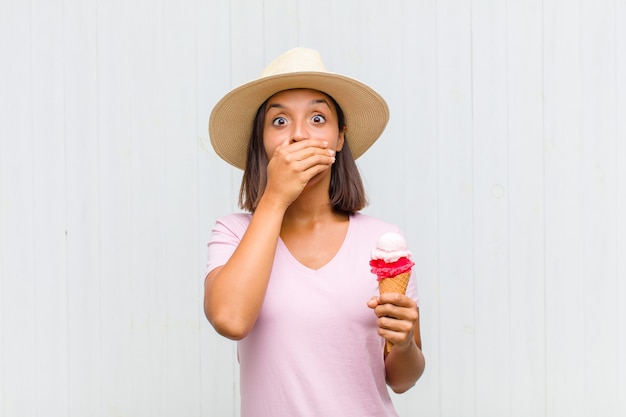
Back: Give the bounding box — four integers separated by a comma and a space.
290, 118, 309, 143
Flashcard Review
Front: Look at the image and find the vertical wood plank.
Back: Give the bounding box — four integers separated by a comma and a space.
63, 0, 102, 414
163, 0, 201, 415
0, 2, 36, 416
471, 1, 510, 415
230, 0, 265, 87
543, 0, 585, 415
263, 0, 299, 60
0, 2, 4, 407
328, 0, 365, 77
0, 135, 2, 412
436, 1, 475, 415
399, 0, 440, 416
31, 0, 69, 415
506, 0, 546, 415
97, 0, 134, 415
296, 0, 332, 52
617, 2, 626, 415
129, 0, 167, 415
580, 0, 619, 415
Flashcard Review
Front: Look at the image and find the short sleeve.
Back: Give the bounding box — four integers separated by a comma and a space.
206, 213, 252, 277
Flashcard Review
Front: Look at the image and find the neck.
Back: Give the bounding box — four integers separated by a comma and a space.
282, 173, 344, 226
284, 188, 334, 223
282, 195, 348, 238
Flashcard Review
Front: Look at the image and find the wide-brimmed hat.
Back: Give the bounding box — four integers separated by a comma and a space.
209, 47, 389, 170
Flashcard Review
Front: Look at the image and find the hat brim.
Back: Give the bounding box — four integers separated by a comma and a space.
209, 71, 389, 170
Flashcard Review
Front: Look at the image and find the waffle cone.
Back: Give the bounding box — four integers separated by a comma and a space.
378, 272, 411, 295
378, 272, 411, 353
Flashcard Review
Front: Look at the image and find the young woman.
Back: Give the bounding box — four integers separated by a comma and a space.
204, 47, 425, 417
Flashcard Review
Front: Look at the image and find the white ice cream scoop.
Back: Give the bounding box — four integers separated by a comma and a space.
370, 232, 412, 263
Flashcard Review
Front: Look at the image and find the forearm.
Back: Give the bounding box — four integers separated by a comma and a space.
205, 196, 287, 339
384, 339, 425, 393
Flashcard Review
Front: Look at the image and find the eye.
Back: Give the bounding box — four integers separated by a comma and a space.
312, 114, 326, 124
272, 117, 288, 126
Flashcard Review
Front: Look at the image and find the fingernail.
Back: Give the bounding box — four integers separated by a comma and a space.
328, 149, 336, 156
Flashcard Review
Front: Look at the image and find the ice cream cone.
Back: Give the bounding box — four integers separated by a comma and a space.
378, 272, 411, 353
370, 232, 415, 354
378, 272, 411, 295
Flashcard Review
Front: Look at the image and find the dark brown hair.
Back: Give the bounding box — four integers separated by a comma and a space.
238, 92, 367, 213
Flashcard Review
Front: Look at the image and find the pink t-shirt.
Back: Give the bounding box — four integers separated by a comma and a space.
206, 212, 418, 417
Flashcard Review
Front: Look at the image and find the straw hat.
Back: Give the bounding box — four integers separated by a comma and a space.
209, 47, 389, 170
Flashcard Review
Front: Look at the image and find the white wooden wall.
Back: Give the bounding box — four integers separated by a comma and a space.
0, 0, 624, 416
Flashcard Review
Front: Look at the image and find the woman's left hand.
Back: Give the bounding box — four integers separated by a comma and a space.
367, 293, 418, 349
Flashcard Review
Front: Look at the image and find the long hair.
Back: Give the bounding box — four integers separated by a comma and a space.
239, 93, 367, 214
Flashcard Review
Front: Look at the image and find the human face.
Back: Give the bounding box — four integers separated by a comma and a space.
263, 89, 345, 158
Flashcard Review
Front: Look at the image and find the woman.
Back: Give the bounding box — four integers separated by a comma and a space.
205, 47, 425, 417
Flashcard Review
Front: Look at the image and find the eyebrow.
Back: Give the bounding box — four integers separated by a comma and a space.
266, 98, 331, 113
311, 98, 331, 107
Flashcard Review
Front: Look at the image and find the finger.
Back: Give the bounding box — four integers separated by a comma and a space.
269, 151, 334, 185
273, 140, 328, 161
377, 292, 416, 308
272, 144, 335, 173
374, 303, 418, 323
286, 139, 329, 152
298, 155, 335, 177
288, 147, 336, 168
378, 327, 414, 348
377, 315, 415, 333
376, 317, 415, 345
366, 297, 379, 309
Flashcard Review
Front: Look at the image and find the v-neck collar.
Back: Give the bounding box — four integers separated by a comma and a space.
277, 214, 353, 273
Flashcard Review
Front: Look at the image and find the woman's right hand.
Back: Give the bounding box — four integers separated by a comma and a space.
264, 138, 336, 207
